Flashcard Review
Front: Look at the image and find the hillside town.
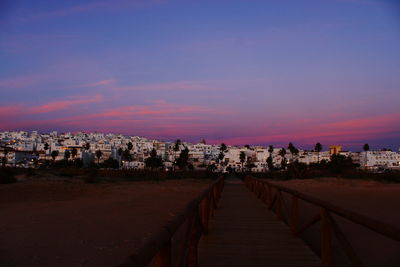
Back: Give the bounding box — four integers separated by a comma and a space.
0, 131, 399, 172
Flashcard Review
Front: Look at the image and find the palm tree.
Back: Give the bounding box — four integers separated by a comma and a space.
174, 139, 181, 160
279, 148, 286, 169
44, 143, 49, 163
363, 143, 370, 168
240, 151, 246, 172
220, 143, 227, 152
95, 150, 103, 165
288, 142, 297, 163
363, 143, 370, 152
268, 145, 274, 164
174, 139, 181, 152
314, 143, 322, 163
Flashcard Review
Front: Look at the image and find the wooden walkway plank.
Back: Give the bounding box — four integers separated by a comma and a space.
198, 178, 320, 267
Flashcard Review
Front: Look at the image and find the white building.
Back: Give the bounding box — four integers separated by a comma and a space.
360, 151, 400, 170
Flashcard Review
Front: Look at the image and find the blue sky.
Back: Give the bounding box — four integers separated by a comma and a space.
1, 0, 399, 150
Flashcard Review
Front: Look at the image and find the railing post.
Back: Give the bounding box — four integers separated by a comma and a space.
276, 190, 283, 220
187, 211, 202, 267
201, 196, 210, 235
291, 196, 299, 235
321, 208, 332, 267
153, 240, 171, 267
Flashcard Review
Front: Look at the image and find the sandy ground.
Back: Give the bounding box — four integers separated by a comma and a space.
2, 177, 399, 267
271, 178, 400, 267
0, 179, 210, 267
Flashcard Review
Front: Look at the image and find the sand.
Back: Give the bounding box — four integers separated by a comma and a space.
271, 178, 400, 267
1, 177, 399, 267
0, 179, 209, 267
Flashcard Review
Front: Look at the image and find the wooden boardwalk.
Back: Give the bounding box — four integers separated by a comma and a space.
198, 178, 320, 267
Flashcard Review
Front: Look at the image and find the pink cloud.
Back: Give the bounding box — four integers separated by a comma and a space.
30, 94, 103, 114
321, 113, 400, 130
111, 80, 227, 92
94, 100, 220, 118
82, 79, 116, 88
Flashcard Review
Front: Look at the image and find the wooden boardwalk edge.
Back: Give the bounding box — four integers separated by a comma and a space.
198, 178, 320, 267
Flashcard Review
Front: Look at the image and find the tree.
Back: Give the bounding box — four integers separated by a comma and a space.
314, 143, 322, 163
267, 156, 274, 171
85, 143, 90, 151
218, 151, 225, 165
245, 157, 255, 171
145, 148, 163, 170
363, 143, 370, 168
279, 148, 286, 169
127, 142, 133, 151
175, 147, 189, 170
268, 145, 274, 166
71, 148, 78, 159
117, 147, 123, 167
102, 157, 119, 169
288, 142, 297, 163
95, 150, 103, 164
174, 139, 181, 152
122, 149, 132, 162
279, 148, 286, 158
51, 150, 59, 162
363, 143, 370, 152
64, 150, 71, 161
220, 143, 227, 152
329, 154, 355, 174
240, 151, 246, 172
207, 163, 217, 172
1, 156, 6, 168
280, 158, 287, 170
44, 143, 49, 161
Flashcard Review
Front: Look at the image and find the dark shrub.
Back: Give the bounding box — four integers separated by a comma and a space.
0, 169, 17, 184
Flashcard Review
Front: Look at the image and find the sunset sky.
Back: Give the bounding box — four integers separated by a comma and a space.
1, 0, 399, 150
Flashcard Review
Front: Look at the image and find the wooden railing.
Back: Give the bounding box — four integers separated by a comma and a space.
245, 176, 400, 267
118, 177, 224, 267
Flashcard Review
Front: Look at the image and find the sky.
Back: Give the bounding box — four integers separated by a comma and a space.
0, 0, 399, 151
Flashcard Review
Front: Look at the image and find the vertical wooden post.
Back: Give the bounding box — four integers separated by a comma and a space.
201, 197, 210, 234
187, 211, 201, 267
267, 184, 272, 205
153, 241, 171, 267
321, 208, 332, 267
261, 184, 267, 203
291, 196, 299, 235
276, 190, 283, 220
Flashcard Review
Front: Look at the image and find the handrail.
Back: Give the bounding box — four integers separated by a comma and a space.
245, 176, 400, 267
118, 177, 224, 267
